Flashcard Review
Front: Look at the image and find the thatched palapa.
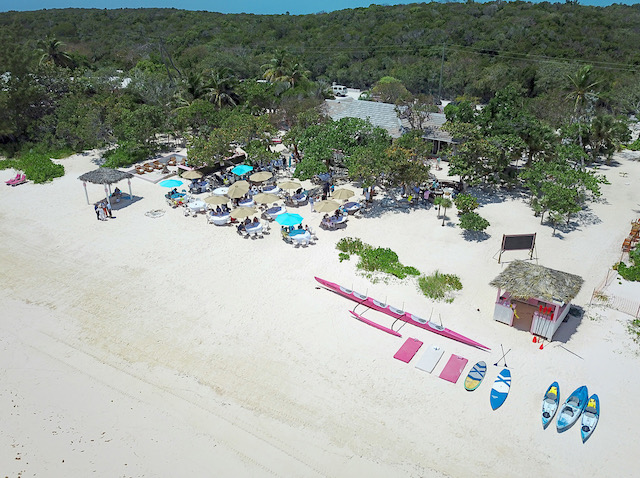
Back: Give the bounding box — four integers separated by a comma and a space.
79, 167, 133, 207
78, 167, 133, 185
490, 260, 583, 303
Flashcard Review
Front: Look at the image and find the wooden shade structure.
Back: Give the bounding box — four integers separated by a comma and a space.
78, 167, 134, 207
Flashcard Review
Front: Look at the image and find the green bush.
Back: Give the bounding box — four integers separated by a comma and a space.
418, 271, 463, 302
615, 244, 640, 281
628, 318, 640, 345
103, 142, 155, 168
459, 211, 490, 231
293, 157, 327, 181
626, 137, 640, 151
336, 237, 419, 279
336, 237, 368, 255
0, 146, 68, 183
453, 193, 479, 214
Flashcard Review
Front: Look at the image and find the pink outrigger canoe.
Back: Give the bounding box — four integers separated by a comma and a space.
316, 276, 490, 351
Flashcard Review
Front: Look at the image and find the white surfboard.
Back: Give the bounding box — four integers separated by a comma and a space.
415, 345, 445, 373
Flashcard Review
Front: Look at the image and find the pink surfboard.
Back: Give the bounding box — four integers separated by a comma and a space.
394, 338, 423, 363
439, 354, 468, 383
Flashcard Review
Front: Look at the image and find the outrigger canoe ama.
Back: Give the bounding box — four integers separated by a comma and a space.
315, 277, 490, 350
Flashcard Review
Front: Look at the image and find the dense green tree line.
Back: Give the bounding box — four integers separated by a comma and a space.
0, 2, 637, 194
3, 2, 640, 111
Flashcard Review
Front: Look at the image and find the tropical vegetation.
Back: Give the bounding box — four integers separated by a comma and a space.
417, 271, 463, 303
0, 3, 637, 191
336, 237, 420, 280
615, 245, 640, 282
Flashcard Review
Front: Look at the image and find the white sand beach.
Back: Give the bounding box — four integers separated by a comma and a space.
1, 150, 639, 477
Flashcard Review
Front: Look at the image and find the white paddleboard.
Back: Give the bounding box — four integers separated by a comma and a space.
415, 345, 444, 373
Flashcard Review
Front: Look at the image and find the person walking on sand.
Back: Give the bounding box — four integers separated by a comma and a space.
94, 203, 100, 220
106, 200, 113, 218
97, 203, 107, 221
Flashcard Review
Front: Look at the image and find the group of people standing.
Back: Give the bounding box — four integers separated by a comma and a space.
94, 199, 112, 221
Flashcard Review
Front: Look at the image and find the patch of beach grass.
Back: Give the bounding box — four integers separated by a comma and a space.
336, 237, 420, 279
418, 271, 463, 303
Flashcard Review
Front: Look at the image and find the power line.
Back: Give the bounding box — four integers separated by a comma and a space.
277, 42, 640, 73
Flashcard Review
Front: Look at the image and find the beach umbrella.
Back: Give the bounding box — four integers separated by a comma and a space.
253, 192, 280, 204
231, 164, 254, 176
204, 195, 229, 205
332, 188, 355, 200
276, 213, 304, 226
227, 180, 250, 198
182, 170, 203, 180
212, 186, 229, 196
249, 171, 273, 182
314, 199, 340, 213
231, 206, 258, 219
278, 180, 301, 190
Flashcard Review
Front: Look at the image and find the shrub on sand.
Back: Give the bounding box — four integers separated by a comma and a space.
418, 271, 463, 302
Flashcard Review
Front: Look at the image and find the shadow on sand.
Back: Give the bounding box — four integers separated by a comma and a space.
462, 230, 491, 242
109, 195, 144, 210
551, 306, 584, 345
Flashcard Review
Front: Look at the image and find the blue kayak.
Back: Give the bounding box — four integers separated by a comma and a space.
542, 382, 560, 430
557, 385, 588, 432
490, 368, 511, 410
581, 394, 600, 443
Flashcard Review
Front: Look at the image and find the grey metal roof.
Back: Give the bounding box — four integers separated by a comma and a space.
324, 99, 454, 143
324, 98, 404, 138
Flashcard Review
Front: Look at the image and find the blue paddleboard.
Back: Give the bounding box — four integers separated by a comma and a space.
464, 361, 487, 391
490, 368, 511, 410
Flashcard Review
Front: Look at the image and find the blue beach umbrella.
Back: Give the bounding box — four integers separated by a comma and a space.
231, 164, 254, 176
276, 213, 304, 227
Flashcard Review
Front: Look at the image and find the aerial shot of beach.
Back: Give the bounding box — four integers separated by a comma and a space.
2, 2, 640, 477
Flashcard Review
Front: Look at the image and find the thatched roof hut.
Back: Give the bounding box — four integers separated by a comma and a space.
490, 260, 584, 303
78, 167, 133, 206
78, 167, 133, 184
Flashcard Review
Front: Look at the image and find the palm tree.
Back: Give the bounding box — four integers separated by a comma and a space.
207, 67, 239, 109
287, 62, 311, 88
36, 36, 75, 68
566, 65, 600, 122
262, 51, 311, 90
174, 70, 209, 109
589, 114, 629, 162
439, 197, 453, 226
566, 65, 600, 166
261, 50, 290, 84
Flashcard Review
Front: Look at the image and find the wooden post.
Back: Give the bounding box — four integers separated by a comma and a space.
104, 185, 112, 209
83, 181, 89, 205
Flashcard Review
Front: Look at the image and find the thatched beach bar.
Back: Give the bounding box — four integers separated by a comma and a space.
490, 260, 584, 340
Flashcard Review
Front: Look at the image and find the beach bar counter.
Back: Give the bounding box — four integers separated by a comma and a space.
489, 261, 584, 340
